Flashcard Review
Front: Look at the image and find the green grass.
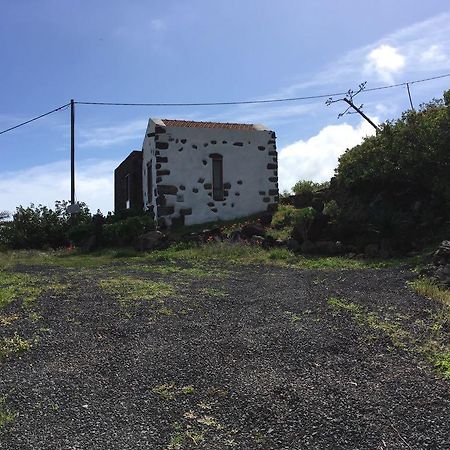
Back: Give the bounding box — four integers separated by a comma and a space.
0, 396, 15, 431
0, 333, 31, 360
0, 269, 67, 311
99, 275, 175, 305
1, 242, 414, 272
409, 277, 450, 307
151, 383, 196, 400
327, 295, 450, 378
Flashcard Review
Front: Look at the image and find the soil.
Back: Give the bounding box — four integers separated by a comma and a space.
0, 262, 449, 449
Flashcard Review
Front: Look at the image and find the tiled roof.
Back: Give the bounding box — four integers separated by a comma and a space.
160, 119, 258, 130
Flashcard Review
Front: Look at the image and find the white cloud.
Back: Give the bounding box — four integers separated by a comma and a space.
79, 119, 148, 148
0, 159, 118, 215
420, 44, 448, 64
365, 45, 405, 82
278, 120, 377, 192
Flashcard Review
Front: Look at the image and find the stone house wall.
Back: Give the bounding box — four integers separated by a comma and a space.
114, 150, 143, 213
141, 119, 278, 226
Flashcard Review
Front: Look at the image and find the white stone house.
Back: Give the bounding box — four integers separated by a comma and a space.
117, 118, 278, 226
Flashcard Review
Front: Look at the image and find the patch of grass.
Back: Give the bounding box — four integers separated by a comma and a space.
409, 277, 450, 307
0, 333, 31, 360
198, 287, 228, 297
0, 314, 19, 326
0, 396, 15, 431
327, 297, 362, 314
99, 275, 175, 305
432, 352, 450, 379
152, 383, 196, 401
327, 295, 450, 378
0, 269, 68, 310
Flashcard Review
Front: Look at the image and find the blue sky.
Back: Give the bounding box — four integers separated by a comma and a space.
1, 0, 450, 213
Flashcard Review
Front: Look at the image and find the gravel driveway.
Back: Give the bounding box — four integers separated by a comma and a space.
0, 261, 449, 449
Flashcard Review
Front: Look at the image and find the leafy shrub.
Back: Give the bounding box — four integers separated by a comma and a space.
292, 207, 316, 242
271, 205, 301, 229
292, 180, 329, 195
102, 215, 155, 246
0, 201, 90, 249
332, 89, 450, 247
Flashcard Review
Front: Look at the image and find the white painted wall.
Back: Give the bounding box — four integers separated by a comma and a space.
142, 119, 278, 226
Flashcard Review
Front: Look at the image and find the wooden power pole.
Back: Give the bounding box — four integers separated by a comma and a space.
70, 99, 75, 205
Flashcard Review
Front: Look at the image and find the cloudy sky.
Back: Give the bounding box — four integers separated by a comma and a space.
1, 1, 450, 213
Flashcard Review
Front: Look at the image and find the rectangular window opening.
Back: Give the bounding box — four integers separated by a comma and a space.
147, 162, 153, 203
125, 174, 131, 209
212, 156, 224, 201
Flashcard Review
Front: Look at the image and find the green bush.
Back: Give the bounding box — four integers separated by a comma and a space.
0, 201, 90, 249
292, 180, 329, 195
271, 205, 301, 229
102, 215, 155, 246
333, 89, 450, 246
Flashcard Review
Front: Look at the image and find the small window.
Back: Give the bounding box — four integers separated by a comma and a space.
211, 154, 223, 201
125, 174, 131, 209
147, 162, 153, 203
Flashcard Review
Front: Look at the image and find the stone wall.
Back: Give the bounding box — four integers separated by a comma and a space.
114, 150, 143, 213
141, 119, 278, 226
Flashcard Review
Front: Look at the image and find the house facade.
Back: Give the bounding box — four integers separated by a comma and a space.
115, 118, 278, 226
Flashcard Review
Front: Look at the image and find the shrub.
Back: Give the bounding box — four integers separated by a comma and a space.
332, 89, 450, 246
292, 180, 329, 195
102, 215, 155, 246
271, 205, 301, 229
292, 207, 316, 242
0, 201, 90, 249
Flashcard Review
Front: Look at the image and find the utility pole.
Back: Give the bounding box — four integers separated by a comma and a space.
342, 98, 380, 131
70, 99, 75, 205
326, 82, 380, 132
406, 83, 415, 111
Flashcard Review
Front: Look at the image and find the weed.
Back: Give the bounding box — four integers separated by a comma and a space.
0, 396, 15, 431
99, 275, 175, 305
0, 314, 19, 326
152, 383, 176, 400
180, 385, 195, 395
0, 333, 31, 360
409, 277, 450, 307
152, 383, 196, 400
327, 297, 362, 314
198, 287, 228, 297
433, 352, 450, 378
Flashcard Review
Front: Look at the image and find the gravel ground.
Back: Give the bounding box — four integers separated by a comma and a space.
0, 262, 449, 449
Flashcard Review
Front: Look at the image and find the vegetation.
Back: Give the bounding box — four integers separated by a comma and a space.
0, 396, 15, 431
327, 292, 450, 379
330, 91, 450, 248
0, 333, 32, 360
409, 277, 450, 307
292, 180, 329, 195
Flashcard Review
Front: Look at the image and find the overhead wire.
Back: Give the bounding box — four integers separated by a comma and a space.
0, 103, 71, 135
1, 72, 450, 135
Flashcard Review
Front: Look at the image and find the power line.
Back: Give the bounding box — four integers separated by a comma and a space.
75, 72, 450, 107
0, 103, 71, 135
1, 72, 450, 135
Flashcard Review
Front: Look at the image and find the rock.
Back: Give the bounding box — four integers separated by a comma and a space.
311, 198, 324, 213
250, 235, 265, 246
301, 240, 316, 254
262, 235, 276, 249
241, 223, 266, 239
135, 231, 167, 251
229, 230, 243, 243
286, 238, 300, 252
434, 240, 450, 265
292, 192, 313, 208
259, 212, 273, 227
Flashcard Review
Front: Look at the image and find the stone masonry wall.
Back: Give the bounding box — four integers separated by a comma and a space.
142, 119, 278, 226
114, 150, 143, 213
